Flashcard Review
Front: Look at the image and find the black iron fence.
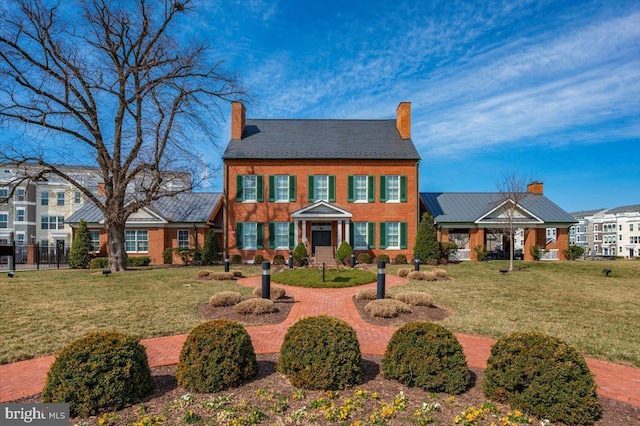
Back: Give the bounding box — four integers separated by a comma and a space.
0, 242, 69, 270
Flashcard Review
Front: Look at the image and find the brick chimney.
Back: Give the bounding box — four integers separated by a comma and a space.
231, 101, 245, 140
527, 181, 543, 194
396, 102, 411, 139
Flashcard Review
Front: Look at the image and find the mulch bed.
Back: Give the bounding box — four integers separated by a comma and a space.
198, 296, 295, 326
352, 297, 451, 327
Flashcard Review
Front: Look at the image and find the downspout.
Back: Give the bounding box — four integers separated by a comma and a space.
224, 162, 229, 257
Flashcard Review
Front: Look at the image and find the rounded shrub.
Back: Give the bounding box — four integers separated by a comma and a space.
375, 254, 390, 263
273, 254, 286, 265
42, 331, 154, 417
394, 291, 433, 306
356, 253, 372, 264
382, 321, 470, 394
209, 291, 244, 307
397, 268, 410, 277
176, 320, 257, 393
234, 298, 278, 315
253, 254, 265, 264
394, 254, 408, 264
483, 332, 601, 425
407, 270, 424, 280
365, 299, 412, 318
355, 288, 377, 300
252, 286, 286, 300
277, 315, 362, 390
231, 254, 243, 264
432, 268, 447, 278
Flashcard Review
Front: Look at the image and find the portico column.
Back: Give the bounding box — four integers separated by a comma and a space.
345, 220, 350, 245
337, 220, 343, 246
294, 219, 299, 244
302, 220, 307, 244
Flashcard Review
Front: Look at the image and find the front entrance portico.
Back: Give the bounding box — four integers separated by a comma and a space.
291, 201, 352, 254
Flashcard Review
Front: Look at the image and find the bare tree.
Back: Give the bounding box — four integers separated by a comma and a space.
0, 0, 243, 271
495, 173, 533, 271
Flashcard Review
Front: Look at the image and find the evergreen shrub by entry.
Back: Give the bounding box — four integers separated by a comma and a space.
42, 331, 154, 417
483, 332, 601, 425
176, 320, 257, 393
277, 315, 362, 390
382, 321, 470, 394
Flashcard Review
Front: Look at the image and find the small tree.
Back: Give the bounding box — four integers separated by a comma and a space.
563, 244, 584, 261
293, 242, 308, 267
68, 220, 94, 269
413, 212, 440, 264
201, 229, 220, 265
335, 241, 353, 265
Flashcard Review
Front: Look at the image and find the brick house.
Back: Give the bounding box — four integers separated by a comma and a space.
66, 192, 223, 265
222, 102, 421, 263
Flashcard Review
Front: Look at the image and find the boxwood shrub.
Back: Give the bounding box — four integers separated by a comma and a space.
42, 331, 154, 417
277, 315, 362, 390
483, 332, 601, 425
176, 320, 257, 393
382, 321, 470, 394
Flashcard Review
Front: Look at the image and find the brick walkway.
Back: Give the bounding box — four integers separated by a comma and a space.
1, 275, 639, 407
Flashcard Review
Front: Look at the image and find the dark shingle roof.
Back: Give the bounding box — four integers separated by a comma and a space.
66, 192, 222, 224
222, 119, 421, 160
605, 204, 640, 214
420, 192, 577, 225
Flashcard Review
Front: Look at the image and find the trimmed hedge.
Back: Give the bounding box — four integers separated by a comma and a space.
42, 331, 154, 417
483, 332, 601, 425
277, 315, 362, 390
234, 298, 278, 315
176, 320, 257, 393
90, 256, 151, 269
382, 321, 470, 394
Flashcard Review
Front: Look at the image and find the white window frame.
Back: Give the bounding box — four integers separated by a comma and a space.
16, 232, 25, 245
242, 222, 258, 250
16, 188, 25, 201
41, 215, 65, 230
57, 192, 65, 206
16, 207, 25, 222
274, 222, 289, 249
125, 230, 148, 253
386, 175, 400, 202
41, 191, 49, 206
386, 222, 401, 249
0, 187, 8, 199
89, 230, 100, 252
314, 175, 329, 202
177, 230, 190, 249
354, 176, 368, 202
353, 222, 369, 249
243, 175, 257, 202
274, 175, 290, 202
0, 212, 8, 229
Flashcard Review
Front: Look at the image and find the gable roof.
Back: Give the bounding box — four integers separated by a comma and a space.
222, 119, 421, 160
66, 192, 222, 225
420, 192, 577, 226
605, 204, 640, 214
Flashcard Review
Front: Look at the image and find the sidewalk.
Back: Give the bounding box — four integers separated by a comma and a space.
1, 275, 639, 407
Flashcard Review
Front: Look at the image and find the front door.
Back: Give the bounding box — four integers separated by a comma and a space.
312, 230, 332, 254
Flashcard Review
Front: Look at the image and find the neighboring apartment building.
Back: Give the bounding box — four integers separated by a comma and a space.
222, 102, 421, 262
570, 205, 640, 258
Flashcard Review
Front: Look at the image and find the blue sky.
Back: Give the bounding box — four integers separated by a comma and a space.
192, 0, 639, 213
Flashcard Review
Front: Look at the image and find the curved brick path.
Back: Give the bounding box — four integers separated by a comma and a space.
1, 275, 639, 407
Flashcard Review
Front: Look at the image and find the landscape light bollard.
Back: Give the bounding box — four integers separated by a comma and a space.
414, 255, 420, 271
288, 250, 293, 269
224, 254, 230, 272
261, 261, 271, 299
351, 253, 355, 268
322, 262, 326, 282
377, 261, 386, 299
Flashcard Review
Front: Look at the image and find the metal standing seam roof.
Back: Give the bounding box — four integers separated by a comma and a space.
420, 192, 577, 225
222, 119, 421, 160
604, 204, 640, 214
66, 192, 222, 224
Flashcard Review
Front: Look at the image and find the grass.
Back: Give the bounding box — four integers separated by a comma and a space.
1, 261, 639, 367
272, 267, 376, 288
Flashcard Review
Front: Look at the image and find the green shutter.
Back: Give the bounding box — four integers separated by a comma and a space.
289, 222, 295, 248
367, 176, 375, 202
268, 175, 275, 202
268, 222, 275, 249
256, 223, 264, 249
349, 223, 354, 245
367, 222, 375, 249
236, 176, 244, 202
256, 175, 264, 202
400, 175, 407, 202
379, 222, 387, 249
380, 176, 387, 202
400, 222, 407, 249
329, 175, 336, 202
347, 175, 354, 202
289, 176, 296, 202
308, 175, 315, 202
236, 222, 243, 249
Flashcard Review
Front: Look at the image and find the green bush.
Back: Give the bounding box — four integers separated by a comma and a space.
375, 253, 390, 264
277, 315, 362, 390
68, 220, 94, 269
356, 252, 372, 264
530, 245, 547, 261
201, 229, 220, 265
394, 254, 407, 264
563, 244, 585, 261
382, 321, 470, 394
162, 247, 174, 264
127, 256, 150, 267
336, 241, 353, 265
231, 254, 243, 264
439, 241, 458, 262
253, 254, 265, 264
273, 254, 286, 265
42, 331, 154, 417
414, 212, 440, 263
293, 242, 308, 267
90, 257, 109, 269
483, 332, 601, 425
176, 320, 257, 393
473, 244, 488, 261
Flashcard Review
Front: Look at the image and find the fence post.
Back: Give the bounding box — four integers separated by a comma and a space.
36, 242, 40, 270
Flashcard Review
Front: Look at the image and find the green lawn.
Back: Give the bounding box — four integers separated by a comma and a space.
1, 261, 639, 367
272, 268, 376, 288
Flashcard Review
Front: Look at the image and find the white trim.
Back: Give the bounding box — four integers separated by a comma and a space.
475, 199, 544, 226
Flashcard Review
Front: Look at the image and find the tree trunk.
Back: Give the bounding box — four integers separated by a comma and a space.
509, 230, 514, 271
104, 218, 128, 272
